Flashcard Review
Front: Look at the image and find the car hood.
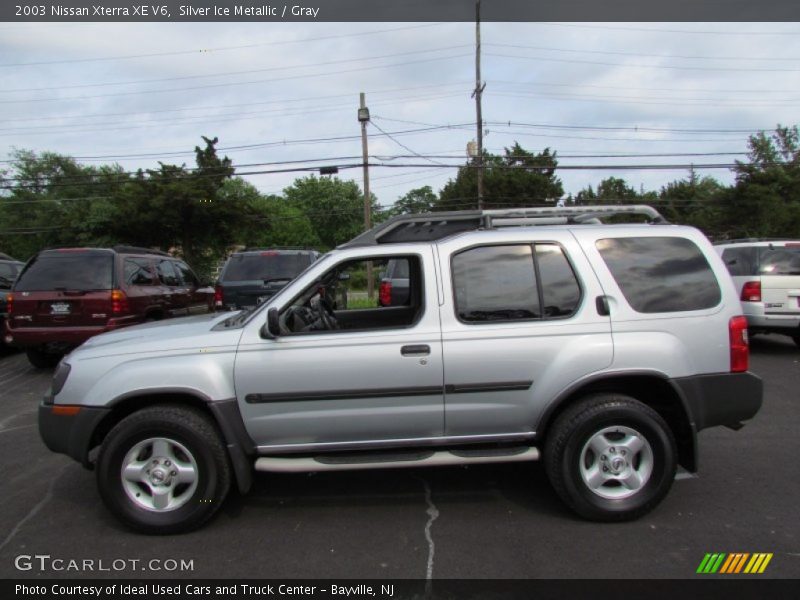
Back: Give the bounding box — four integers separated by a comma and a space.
75, 312, 242, 356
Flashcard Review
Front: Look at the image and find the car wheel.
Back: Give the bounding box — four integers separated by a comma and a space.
26, 348, 62, 369
545, 393, 677, 521
96, 405, 231, 534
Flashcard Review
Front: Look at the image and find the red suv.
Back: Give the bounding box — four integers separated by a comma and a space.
4, 246, 214, 367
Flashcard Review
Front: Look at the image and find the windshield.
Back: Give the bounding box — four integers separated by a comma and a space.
0, 262, 21, 288
222, 253, 313, 282
759, 247, 800, 275
15, 254, 114, 292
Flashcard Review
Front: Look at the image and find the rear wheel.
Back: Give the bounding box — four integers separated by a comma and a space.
26, 348, 62, 369
545, 393, 677, 521
96, 405, 231, 534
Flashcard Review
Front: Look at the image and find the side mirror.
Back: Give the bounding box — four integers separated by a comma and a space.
260, 307, 280, 339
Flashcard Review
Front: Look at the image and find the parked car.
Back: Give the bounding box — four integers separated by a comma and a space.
378, 258, 410, 307
215, 248, 319, 311
38, 206, 761, 533
5, 246, 213, 367
715, 239, 800, 347
0, 254, 24, 348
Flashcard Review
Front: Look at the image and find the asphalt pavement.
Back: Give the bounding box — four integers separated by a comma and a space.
0, 337, 797, 580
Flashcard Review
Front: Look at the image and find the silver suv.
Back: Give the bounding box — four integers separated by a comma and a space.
39, 206, 762, 533
715, 239, 800, 347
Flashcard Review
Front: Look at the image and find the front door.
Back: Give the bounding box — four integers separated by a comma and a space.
234, 248, 445, 451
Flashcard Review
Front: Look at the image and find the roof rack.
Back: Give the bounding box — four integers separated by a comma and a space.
712, 238, 797, 245
341, 205, 667, 248
0, 252, 19, 261
112, 245, 170, 256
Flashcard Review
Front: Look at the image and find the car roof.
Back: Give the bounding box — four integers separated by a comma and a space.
714, 239, 800, 248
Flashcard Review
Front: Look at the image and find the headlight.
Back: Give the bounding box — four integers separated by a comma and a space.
50, 361, 72, 397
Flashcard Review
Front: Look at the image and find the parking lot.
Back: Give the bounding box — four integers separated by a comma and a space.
0, 336, 797, 580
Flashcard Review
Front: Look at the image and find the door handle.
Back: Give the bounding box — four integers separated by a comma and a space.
401, 344, 430, 356
595, 295, 610, 316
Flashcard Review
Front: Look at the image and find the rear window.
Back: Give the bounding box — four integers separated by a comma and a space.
597, 237, 721, 313
758, 247, 800, 275
15, 254, 114, 292
222, 253, 313, 282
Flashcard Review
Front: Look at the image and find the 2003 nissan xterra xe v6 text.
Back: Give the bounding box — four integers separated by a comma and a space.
38, 206, 763, 533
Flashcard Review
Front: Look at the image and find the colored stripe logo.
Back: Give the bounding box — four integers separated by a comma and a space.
697, 553, 773, 574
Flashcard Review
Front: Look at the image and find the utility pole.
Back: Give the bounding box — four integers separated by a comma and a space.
473, 0, 485, 210
358, 92, 374, 299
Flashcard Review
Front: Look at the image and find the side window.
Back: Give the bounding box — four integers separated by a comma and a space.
124, 258, 156, 286
452, 243, 581, 323
453, 245, 540, 322
722, 247, 756, 276
281, 255, 423, 334
174, 261, 199, 287
156, 259, 180, 286
597, 237, 721, 313
536, 245, 581, 317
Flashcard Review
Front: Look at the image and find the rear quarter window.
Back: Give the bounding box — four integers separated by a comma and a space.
596, 237, 721, 313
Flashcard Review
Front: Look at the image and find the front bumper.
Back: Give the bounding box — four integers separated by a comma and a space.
674, 372, 763, 432
38, 400, 110, 467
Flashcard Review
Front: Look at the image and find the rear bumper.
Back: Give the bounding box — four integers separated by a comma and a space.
38, 400, 110, 467
742, 302, 800, 332
6, 315, 141, 348
674, 372, 763, 432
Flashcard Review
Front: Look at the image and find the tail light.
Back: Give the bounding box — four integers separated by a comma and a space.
740, 281, 761, 302
729, 316, 749, 373
379, 281, 392, 306
110, 289, 129, 314
214, 285, 224, 308
5, 293, 12, 315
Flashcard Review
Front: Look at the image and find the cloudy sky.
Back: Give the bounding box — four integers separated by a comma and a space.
2, 20, 800, 209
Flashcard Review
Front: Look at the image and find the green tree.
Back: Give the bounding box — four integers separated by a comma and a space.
715, 125, 800, 239
390, 185, 437, 215
437, 143, 563, 210
283, 175, 375, 250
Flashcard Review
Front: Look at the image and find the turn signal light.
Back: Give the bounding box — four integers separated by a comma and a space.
729, 315, 749, 373
740, 281, 761, 302
110, 289, 129, 314
5, 293, 12, 315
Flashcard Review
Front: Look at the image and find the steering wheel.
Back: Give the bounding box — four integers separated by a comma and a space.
314, 294, 339, 330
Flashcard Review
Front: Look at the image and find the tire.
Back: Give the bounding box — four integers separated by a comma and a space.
545, 393, 677, 522
96, 405, 231, 534
26, 348, 62, 369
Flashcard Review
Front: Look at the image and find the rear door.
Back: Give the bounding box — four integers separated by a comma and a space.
155, 259, 182, 316
11, 251, 114, 327
759, 244, 800, 318
437, 230, 613, 438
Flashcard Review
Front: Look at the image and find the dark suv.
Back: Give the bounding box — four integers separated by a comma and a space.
215, 248, 319, 311
5, 246, 213, 367
0, 253, 24, 348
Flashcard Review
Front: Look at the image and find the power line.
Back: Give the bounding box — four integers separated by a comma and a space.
3, 45, 471, 94
369, 121, 448, 166
0, 23, 448, 68
0, 53, 473, 104
486, 52, 800, 73
486, 42, 800, 62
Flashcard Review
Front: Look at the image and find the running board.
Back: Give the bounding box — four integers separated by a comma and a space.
254, 447, 540, 473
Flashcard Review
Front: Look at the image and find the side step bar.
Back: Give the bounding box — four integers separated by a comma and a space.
254, 447, 540, 473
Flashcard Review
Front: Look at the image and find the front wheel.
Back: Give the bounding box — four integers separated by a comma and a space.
96, 405, 231, 534
545, 393, 677, 521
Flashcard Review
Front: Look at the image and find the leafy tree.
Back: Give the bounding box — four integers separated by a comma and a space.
283, 175, 376, 250
390, 185, 437, 215
437, 143, 563, 210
